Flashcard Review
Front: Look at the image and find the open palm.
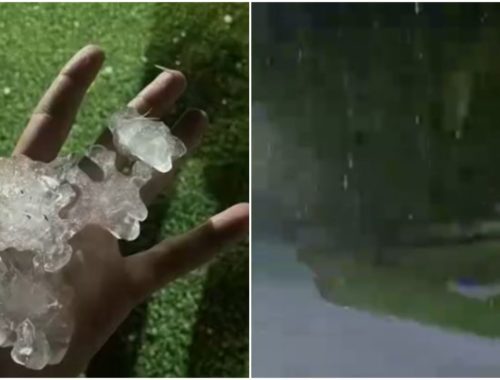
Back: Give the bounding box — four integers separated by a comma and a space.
0, 45, 248, 376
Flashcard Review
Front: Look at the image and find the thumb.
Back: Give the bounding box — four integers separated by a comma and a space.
125, 203, 249, 303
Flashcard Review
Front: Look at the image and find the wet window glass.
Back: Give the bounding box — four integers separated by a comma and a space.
252, 3, 500, 377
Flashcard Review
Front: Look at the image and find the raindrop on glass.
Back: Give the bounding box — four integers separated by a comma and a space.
342, 174, 349, 190
347, 152, 354, 169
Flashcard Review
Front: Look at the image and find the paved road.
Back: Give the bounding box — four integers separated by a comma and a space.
252, 239, 500, 377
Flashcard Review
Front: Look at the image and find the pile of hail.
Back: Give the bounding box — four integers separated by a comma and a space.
0, 108, 186, 370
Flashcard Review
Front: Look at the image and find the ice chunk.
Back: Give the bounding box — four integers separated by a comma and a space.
0, 318, 12, 347
0, 250, 72, 367
0, 156, 76, 272
110, 108, 187, 173
12, 319, 50, 370
62, 145, 149, 241
0, 108, 185, 369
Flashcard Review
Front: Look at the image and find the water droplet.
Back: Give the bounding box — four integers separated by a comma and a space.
455, 129, 462, 139
418, 51, 424, 60
414, 2, 420, 15
415, 115, 420, 125
347, 152, 354, 169
408, 213, 414, 220
297, 49, 303, 63
102, 66, 113, 76
3, 87, 11, 95
342, 174, 349, 190
224, 14, 233, 24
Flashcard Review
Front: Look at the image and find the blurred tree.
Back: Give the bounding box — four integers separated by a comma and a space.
253, 3, 500, 257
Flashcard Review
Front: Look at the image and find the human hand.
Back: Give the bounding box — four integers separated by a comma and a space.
0, 45, 249, 376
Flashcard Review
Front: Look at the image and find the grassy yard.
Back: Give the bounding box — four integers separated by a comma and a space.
0, 3, 248, 377
301, 241, 500, 338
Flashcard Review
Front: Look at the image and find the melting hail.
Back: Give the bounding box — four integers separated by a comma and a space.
0, 108, 186, 370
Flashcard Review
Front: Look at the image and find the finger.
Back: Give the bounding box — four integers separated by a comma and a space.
96, 69, 187, 149
13, 45, 105, 162
125, 203, 249, 302
128, 68, 186, 117
141, 108, 208, 205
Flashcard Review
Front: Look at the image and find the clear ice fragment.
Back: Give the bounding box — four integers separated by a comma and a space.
0, 156, 76, 272
63, 145, 149, 241
12, 319, 50, 370
0, 318, 12, 347
0, 108, 186, 369
110, 108, 187, 173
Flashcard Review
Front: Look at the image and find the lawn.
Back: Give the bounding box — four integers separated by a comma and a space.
0, 3, 248, 377
300, 241, 500, 338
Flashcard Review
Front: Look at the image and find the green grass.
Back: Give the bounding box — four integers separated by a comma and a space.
302, 242, 500, 338
0, 3, 248, 377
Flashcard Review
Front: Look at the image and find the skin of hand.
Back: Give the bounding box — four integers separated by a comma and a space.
0, 45, 249, 376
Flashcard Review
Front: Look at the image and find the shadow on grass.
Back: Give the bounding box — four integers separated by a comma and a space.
142, 3, 249, 377
186, 161, 249, 377
89, 3, 249, 375
86, 197, 171, 377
